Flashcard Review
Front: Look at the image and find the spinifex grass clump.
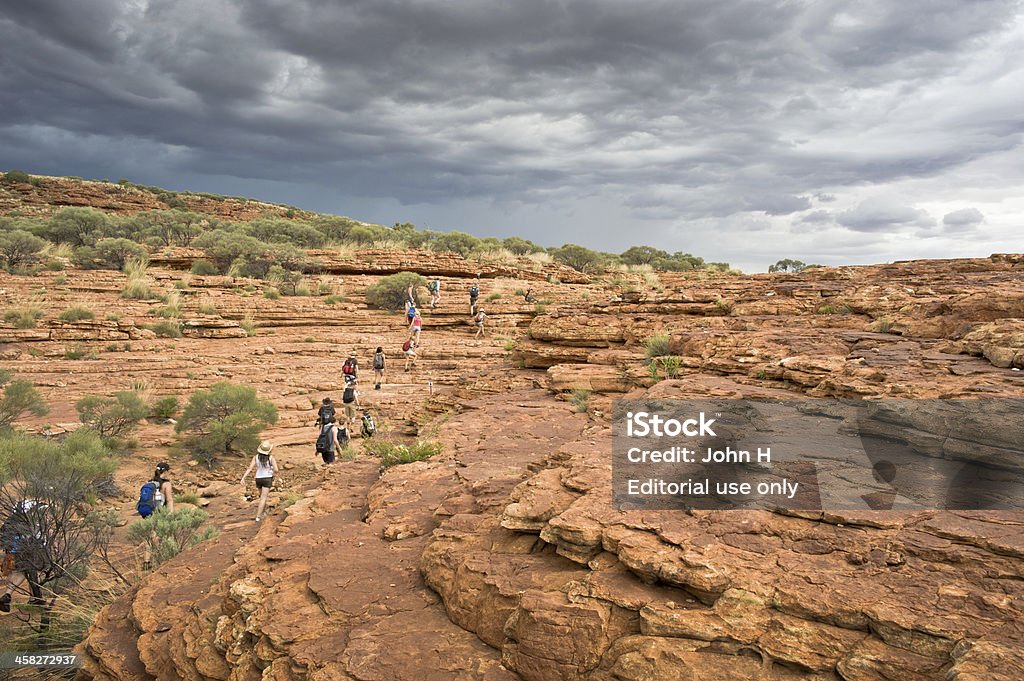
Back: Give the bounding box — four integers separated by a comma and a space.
643, 332, 671, 358
363, 439, 442, 468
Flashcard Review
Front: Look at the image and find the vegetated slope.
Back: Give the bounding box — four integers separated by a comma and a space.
2, 177, 1023, 680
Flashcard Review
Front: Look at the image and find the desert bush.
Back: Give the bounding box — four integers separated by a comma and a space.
95, 238, 147, 270
149, 396, 179, 421
551, 243, 607, 273
59, 305, 95, 322
431, 231, 481, 257
190, 259, 218, 275
0, 229, 46, 270
365, 271, 426, 310
2, 169, 31, 184
324, 294, 347, 305
568, 388, 591, 413
263, 287, 281, 300
363, 439, 442, 468
643, 332, 672, 358
126, 506, 218, 566
0, 370, 48, 430
175, 382, 278, 465
145, 320, 182, 337
243, 218, 324, 248
75, 391, 148, 439
3, 305, 44, 329
502, 236, 545, 255
197, 302, 217, 315
154, 291, 182, 318
40, 207, 111, 247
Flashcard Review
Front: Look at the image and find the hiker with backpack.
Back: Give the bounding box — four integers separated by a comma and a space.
372, 346, 386, 389
409, 312, 423, 342
342, 379, 361, 429
469, 280, 480, 315
240, 441, 278, 522
341, 352, 358, 385
428, 278, 441, 308
361, 410, 376, 438
315, 414, 342, 464
0, 500, 47, 612
474, 309, 487, 338
403, 338, 417, 371
314, 397, 336, 428
405, 284, 417, 311
137, 462, 174, 518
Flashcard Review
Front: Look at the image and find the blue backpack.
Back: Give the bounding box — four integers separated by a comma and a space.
407, 306, 417, 320
137, 481, 160, 518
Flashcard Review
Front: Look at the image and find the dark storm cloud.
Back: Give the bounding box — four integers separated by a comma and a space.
0, 0, 1021, 264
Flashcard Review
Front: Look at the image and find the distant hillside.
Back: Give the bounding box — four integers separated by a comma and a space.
0, 171, 324, 223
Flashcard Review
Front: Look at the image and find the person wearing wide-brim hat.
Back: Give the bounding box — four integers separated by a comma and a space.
241, 440, 278, 522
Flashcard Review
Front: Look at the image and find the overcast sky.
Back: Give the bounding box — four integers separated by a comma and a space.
1, 0, 1022, 271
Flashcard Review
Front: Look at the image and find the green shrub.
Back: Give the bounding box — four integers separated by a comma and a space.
3, 305, 44, 329
551, 243, 608, 273
431, 231, 482, 257
643, 332, 672, 358
177, 493, 200, 505
263, 287, 281, 300
126, 506, 218, 566
533, 303, 547, 314
2, 169, 31, 184
365, 271, 426, 310
59, 306, 95, 322
75, 391, 148, 439
568, 388, 591, 413
149, 395, 179, 421
486, 292, 502, 302
197, 302, 217, 315
503, 340, 515, 351
324, 294, 347, 305
0, 229, 46, 270
189, 259, 218, 275
95, 238, 147, 270
240, 320, 257, 336
363, 439, 442, 468
52, 273, 67, 284
41, 207, 111, 247
175, 382, 278, 465
0, 369, 49, 429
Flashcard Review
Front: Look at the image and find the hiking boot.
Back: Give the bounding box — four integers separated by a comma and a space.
28, 597, 45, 607
0, 593, 11, 612
375, 384, 381, 390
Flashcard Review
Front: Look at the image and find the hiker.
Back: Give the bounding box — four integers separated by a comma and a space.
240, 441, 278, 522
315, 414, 341, 464
372, 346, 386, 389
468, 280, 480, 315
361, 410, 376, 438
342, 379, 361, 429
342, 351, 358, 385
0, 500, 47, 612
428, 278, 441, 308
409, 312, 423, 341
405, 284, 417, 311
137, 462, 174, 518
314, 397, 335, 428
474, 309, 487, 338
403, 338, 417, 371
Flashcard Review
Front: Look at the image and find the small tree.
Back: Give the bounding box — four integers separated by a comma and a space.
175, 382, 278, 465
365, 271, 427, 310
41, 208, 111, 247
768, 259, 809, 273
0, 230, 46, 270
126, 506, 218, 566
0, 370, 48, 430
75, 391, 148, 440
0, 429, 118, 610
431, 231, 482, 257
95, 238, 148, 270
551, 243, 607, 273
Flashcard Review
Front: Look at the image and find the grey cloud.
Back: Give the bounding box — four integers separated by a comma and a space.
837, 197, 935, 232
943, 207, 985, 229
0, 0, 1021, 268
799, 210, 834, 224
